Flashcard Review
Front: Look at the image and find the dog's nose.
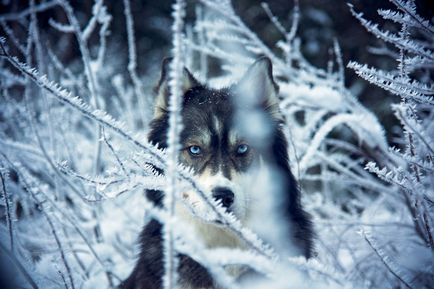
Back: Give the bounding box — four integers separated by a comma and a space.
212, 187, 234, 208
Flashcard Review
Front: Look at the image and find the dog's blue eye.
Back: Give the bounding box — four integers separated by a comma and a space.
188, 145, 202, 155
237, 144, 249, 155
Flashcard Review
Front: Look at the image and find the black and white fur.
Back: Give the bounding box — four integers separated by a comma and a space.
121, 57, 313, 289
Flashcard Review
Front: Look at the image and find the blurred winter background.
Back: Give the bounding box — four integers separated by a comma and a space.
0, 0, 433, 288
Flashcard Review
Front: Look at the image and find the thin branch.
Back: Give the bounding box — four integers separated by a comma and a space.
122, 0, 148, 127
0, 170, 14, 253
44, 211, 76, 289
396, 108, 434, 155
261, 3, 287, 39
163, 0, 187, 287
101, 127, 129, 178
0, 0, 58, 21
363, 230, 414, 289
57, 0, 103, 175
391, 0, 434, 35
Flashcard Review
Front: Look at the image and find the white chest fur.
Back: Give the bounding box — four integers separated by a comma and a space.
175, 202, 244, 249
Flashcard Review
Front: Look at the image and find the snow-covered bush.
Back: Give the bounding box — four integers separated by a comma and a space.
0, 0, 431, 288
347, 1, 434, 287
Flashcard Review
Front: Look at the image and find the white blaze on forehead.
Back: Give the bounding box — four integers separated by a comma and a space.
213, 116, 222, 135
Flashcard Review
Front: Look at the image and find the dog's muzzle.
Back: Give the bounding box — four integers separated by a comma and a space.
212, 187, 234, 210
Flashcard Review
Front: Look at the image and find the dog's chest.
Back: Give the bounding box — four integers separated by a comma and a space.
175, 202, 247, 286
175, 202, 243, 249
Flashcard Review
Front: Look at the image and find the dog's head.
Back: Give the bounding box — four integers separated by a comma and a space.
149, 57, 283, 223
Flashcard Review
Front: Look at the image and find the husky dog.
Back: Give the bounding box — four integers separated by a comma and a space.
121, 57, 313, 289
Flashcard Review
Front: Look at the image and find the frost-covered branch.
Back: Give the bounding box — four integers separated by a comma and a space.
0, 169, 14, 253
122, 0, 148, 127
57, 0, 105, 175
363, 230, 414, 289
348, 1, 434, 287
0, 0, 58, 21
1, 1, 432, 288
0, 35, 276, 262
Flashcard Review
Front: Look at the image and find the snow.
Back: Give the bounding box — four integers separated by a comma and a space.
0, 0, 433, 289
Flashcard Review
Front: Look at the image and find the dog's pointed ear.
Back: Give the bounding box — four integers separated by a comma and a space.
153, 58, 199, 118
235, 57, 280, 117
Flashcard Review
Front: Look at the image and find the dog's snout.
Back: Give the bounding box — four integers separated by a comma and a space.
212, 187, 234, 208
